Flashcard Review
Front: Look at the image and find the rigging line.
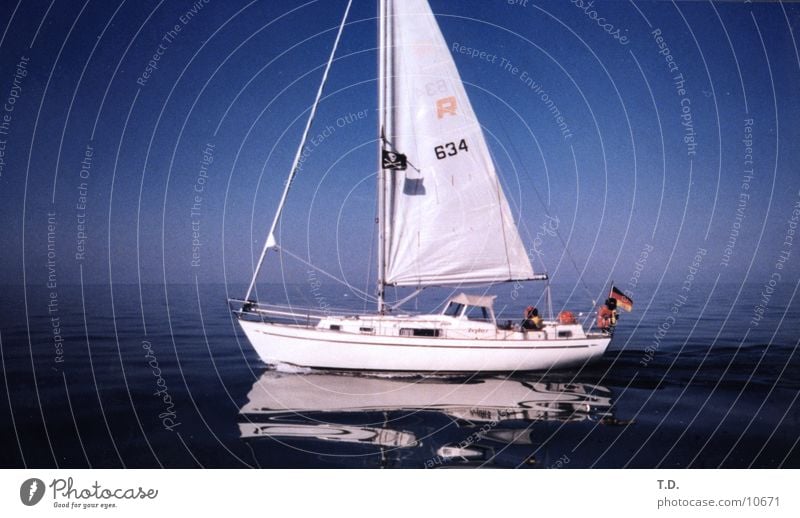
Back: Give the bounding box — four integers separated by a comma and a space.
279, 246, 377, 303
244, 0, 354, 303
388, 287, 425, 311
497, 120, 596, 306
484, 140, 526, 279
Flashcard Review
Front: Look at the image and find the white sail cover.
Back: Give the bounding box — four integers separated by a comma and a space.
381, 0, 534, 286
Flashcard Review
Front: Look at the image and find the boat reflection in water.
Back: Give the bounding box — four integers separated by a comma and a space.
239, 370, 622, 468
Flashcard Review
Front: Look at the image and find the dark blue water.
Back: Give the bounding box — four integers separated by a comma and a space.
1, 281, 798, 468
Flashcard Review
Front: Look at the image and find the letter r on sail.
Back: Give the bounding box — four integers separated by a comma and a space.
436, 96, 457, 118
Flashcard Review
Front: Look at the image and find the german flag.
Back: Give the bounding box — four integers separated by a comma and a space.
610, 286, 633, 312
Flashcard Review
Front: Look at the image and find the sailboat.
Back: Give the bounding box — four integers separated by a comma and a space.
231, 0, 613, 372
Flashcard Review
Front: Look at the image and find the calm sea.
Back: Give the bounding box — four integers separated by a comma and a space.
1, 281, 798, 468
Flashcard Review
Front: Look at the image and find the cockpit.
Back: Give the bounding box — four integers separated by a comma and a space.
442, 294, 497, 324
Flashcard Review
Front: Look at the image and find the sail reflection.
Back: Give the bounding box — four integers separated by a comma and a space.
239, 370, 617, 468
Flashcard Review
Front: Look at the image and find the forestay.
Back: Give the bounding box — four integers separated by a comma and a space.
381, 0, 534, 287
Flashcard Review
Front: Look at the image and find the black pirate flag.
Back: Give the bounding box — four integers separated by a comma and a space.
382, 150, 407, 170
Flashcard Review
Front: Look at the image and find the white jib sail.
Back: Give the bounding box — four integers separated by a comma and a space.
381, 0, 534, 287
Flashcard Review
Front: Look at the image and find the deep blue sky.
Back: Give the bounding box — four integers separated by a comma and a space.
1, 0, 799, 296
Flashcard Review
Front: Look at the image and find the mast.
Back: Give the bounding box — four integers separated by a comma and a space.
377, 0, 388, 314
243, 0, 354, 304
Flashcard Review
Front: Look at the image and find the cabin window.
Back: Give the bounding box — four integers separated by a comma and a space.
400, 328, 441, 337
465, 305, 491, 322
444, 302, 464, 317
557, 330, 572, 338
330, 325, 341, 331
360, 327, 374, 334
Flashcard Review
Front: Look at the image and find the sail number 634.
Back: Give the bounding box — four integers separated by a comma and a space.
434, 139, 469, 160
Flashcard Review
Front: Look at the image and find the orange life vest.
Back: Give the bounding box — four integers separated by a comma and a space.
597, 306, 616, 328
558, 311, 577, 325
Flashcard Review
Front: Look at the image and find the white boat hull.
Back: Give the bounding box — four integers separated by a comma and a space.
238, 319, 611, 372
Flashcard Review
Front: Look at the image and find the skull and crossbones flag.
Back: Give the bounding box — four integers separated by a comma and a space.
382, 150, 408, 170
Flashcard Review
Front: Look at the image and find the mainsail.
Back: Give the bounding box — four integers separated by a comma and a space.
380, 0, 534, 287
